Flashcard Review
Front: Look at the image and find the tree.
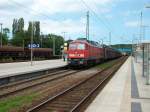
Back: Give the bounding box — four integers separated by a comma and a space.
55, 35, 64, 55
0, 28, 10, 45
28, 21, 32, 37
41, 34, 64, 55
34, 21, 40, 44
12, 19, 18, 36
18, 18, 24, 32
11, 18, 63, 50
3, 28, 10, 34
11, 18, 25, 46
26, 21, 40, 46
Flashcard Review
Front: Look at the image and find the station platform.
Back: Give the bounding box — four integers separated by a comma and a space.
0, 59, 67, 79
85, 56, 150, 112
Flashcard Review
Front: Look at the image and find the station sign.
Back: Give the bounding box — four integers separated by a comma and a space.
28, 44, 40, 48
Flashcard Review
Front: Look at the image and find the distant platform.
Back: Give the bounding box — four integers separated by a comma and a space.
0, 59, 67, 79
85, 56, 150, 112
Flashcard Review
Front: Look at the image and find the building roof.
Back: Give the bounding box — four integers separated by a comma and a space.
141, 40, 150, 44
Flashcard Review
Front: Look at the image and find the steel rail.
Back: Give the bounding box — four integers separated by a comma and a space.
27, 57, 127, 112
0, 70, 81, 98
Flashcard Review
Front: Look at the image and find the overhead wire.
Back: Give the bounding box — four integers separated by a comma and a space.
79, 0, 120, 43
10, 0, 118, 42
79, 0, 112, 32
91, 0, 115, 31
10, 0, 67, 35
10, 0, 57, 21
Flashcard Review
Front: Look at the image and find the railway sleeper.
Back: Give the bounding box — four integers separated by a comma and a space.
63, 94, 86, 98
52, 101, 77, 105
56, 98, 82, 103
67, 92, 88, 96
44, 105, 71, 111
75, 87, 96, 91
48, 103, 73, 108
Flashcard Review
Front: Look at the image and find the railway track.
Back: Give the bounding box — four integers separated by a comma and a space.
27, 57, 127, 112
0, 68, 81, 98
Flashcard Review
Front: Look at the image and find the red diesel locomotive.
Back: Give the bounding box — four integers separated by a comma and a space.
67, 39, 121, 66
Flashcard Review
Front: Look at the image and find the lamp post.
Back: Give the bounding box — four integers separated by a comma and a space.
140, 12, 143, 42
0, 23, 2, 48
62, 31, 67, 41
31, 21, 34, 66
40, 32, 43, 48
138, 10, 148, 42
52, 35, 55, 56
109, 32, 111, 47
144, 4, 150, 84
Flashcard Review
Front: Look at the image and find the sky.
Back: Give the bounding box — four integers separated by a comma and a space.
0, 0, 150, 45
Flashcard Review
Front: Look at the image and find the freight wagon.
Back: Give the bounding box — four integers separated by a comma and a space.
0, 46, 53, 60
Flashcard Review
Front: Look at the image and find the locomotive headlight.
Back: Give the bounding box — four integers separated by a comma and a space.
69, 53, 84, 57
69, 54, 75, 57
80, 54, 84, 57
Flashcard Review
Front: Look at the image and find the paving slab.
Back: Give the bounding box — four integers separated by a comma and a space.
85, 57, 131, 112
85, 56, 150, 112
132, 57, 150, 112
0, 59, 67, 79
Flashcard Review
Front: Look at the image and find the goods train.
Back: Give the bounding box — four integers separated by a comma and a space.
0, 46, 53, 60
67, 39, 121, 66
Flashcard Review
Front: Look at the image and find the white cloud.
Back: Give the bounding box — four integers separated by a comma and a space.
40, 18, 85, 35
0, 0, 115, 17
123, 10, 141, 17
125, 21, 139, 27
30, 0, 85, 15
29, 0, 114, 15
0, 0, 115, 37
105, 14, 113, 19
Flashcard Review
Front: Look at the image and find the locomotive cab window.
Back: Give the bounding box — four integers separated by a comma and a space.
77, 44, 85, 50
69, 44, 77, 50
69, 43, 85, 50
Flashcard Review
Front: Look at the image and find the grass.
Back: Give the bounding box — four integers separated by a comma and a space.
96, 59, 118, 69
0, 93, 39, 112
0, 57, 13, 63
0, 58, 120, 112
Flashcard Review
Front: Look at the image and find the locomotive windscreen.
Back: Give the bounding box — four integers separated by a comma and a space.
69, 43, 85, 50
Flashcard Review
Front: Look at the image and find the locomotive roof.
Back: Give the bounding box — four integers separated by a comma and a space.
103, 44, 121, 53
70, 38, 121, 53
71, 39, 102, 48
